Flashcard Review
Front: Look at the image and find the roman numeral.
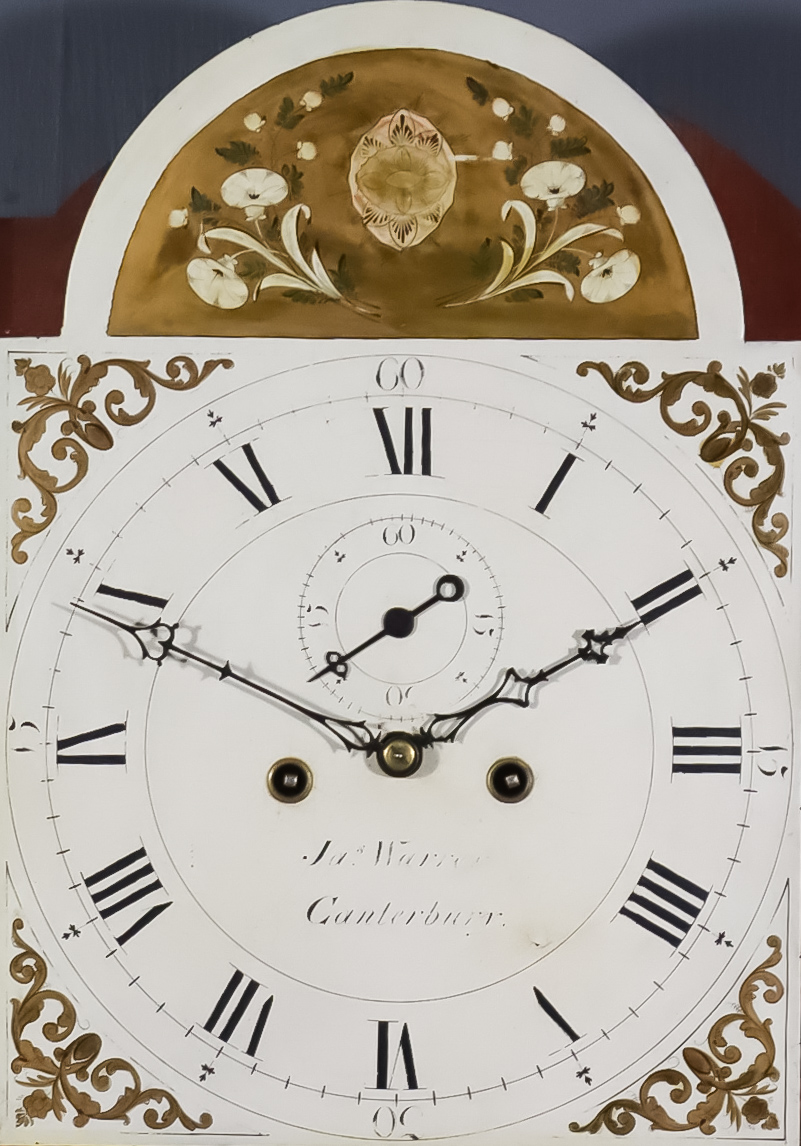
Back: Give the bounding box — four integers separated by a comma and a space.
373, 1021, 419, 1090
57, 722, 126, 765
619, 858, 708, 948
534, 454, 578, 515
97, 583, 169, 610
672, 726, 742, 775
373, 407, 432, 476
204, 969, 274, 1057
533, 986, 580, 1042
84, 846, 171, 945
631, 569, 702, 625
213, 443, 281, 512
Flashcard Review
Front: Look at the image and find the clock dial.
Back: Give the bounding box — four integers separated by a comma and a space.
6, 353, 793, 1139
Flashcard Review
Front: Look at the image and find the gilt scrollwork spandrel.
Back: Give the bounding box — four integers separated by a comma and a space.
10, 918, 212, 1131
569, 935, 783, 1136
10, 354, 233, 564
577, 360, 790, 577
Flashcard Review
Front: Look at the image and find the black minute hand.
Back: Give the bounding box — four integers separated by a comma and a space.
419, 621, 640, 747
71, 601, 380, 755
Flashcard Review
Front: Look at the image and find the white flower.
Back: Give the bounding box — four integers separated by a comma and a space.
492, 141, 513, 161
168, 208, 188, 228
616, 204, 641, 226
221, 168, 288, 209
520, 160, 586, 209
244, 205, 266, 220
243, 112, 266, 132
547, 114, 566, 135
296, 141, 317, 161
492, 98, 514, 120
300, 90, 323, 110
580, 249, 641, 303
186, 256, 249, 309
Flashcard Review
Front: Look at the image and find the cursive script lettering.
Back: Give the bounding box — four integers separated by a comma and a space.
306, 896, 502, 930
305, 839, 479, 868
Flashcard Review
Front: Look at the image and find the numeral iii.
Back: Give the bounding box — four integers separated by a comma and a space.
672, 726, 742, 775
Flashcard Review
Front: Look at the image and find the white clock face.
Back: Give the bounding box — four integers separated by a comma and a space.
6, 352, 793, 1139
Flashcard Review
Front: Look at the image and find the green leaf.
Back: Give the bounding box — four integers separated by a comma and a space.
504, 156, 528, 186
510, 222, 527, 258
466, 76, 489, 106
509, 105, 536, 139
275, 96, 304, 131
215, 140, 259, 165
236, 253, 268, 280
283, 288, 333, 304
320, 72, 354, 97
573, 180, 615, 218
504, 287, 544, 302
471, 237, 498, 278
263, 214, 282, 242
546, 250, 581, 276
551, 135, 590, 159
281, 163, 304, 200
329, 253, 355, 296
190, 186, 221, 213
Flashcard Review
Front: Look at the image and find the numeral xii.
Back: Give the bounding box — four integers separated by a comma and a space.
374, 407, 432, 476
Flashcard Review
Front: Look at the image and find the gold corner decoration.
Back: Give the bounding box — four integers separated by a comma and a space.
577, 360, 790, 577
569, 935, 784, 1136
10, 354, 234, 565
9, 918, 212, 1132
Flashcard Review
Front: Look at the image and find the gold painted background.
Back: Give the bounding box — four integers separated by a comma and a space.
110, 48, 697, 338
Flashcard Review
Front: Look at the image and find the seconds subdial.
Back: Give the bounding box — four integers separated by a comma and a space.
299, 515, 504, 722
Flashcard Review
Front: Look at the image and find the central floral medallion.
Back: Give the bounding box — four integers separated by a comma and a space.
348, 109, 457, 249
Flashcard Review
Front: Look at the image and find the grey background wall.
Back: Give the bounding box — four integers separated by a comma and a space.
1, 0, 800, 218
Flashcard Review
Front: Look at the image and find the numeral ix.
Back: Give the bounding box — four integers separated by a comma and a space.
57, 721, 126, 766
374, 408, 432, 476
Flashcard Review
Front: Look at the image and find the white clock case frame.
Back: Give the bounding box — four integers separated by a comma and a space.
62, 0, 743, 343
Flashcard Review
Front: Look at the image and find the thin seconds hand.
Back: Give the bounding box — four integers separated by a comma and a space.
310, 573, 465, 682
